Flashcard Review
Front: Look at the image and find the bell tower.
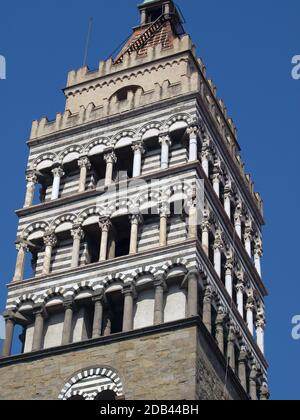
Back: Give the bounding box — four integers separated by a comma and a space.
0, 0, 269, 400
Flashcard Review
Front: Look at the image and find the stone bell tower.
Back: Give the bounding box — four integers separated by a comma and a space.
0, 0, 269, 400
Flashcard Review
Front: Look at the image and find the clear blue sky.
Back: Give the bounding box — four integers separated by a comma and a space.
0, 0, 299, 400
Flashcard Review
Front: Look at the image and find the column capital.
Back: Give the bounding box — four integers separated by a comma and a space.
92, 289, 105, 303
103, 149, 117, 164
254, 236, 263, 257
224, 180, 233, 198
71, 225, 84, 240
228, 324, 237, 342
256, 306, 266, 329
234, 201, 243, 221
204, 285, 213, 303
43, 231, 57, 248
132, 140, 145, 154
26, 169, 38, 184
63, 297, 74, 311
260, 382, 270, 400
153, 276, 168, 292
244, 219, 253, 241
182, 269, 199, 288
213, 229, 224, 251
32, 304, 46, 317
158, 132, 172, 146
78, 155, 91, 170
216, 305, 227, 326
3, 310, 16, 323
238, 345, 248, 362
16, 239, 29, 252
225, 250, 234, 272
129, 213, 143, 226
250, 364, 258, 380
159, 202, 171, 218
246, 289, 255, 311
122, 283, 137, 299
51, 164, 65, 178
201, 209, 211, 231
187, 124, 200, 138
99, 217, 112, 233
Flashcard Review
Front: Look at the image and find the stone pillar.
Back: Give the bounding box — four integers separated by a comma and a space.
234, 202, 243, 239
254, 237, 263, 277
108, 229, 116, 260
227, 325, 236, 371
213, 229, 223, 278
153, 278, 166, 325
129, 214, 142, 255
132, 140, 145, 178
203, 286, 213, 334
159, 203, 170, 247
2, 312, 15, 357
260, 382, 270, 401
215, 306, 226, 355
78, 156, 91, 193
246, 290, 255, 336
256, 306, 266, 354
99, 218, 111, 262
201, 209, 210, 257
201, 138, 211, 177
103, 312, 112, 336
225, 251, 234, 298
249, 365, 258, 401
188, 196, 197, 239
159, 133, 172, 170
238, 346, 248, 391
224, 182, 232, 220
187, 124, 199, 162
12, 240, 28, 283
212, 161, 222, 198
186, 270, 199, 317
92, 292, 104, 339
32, 306, 45, 352
235, 270, 245, 318
122, 284, 136, 332
42, 232, 57, 276
24, 170, 38, 208
61, 299, 74, 346
51, 165, 64, 200
71, 225, 84, 269
244, 220, 253, 258
104, 150, 117, 186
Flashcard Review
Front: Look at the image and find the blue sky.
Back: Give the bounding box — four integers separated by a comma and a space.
0, 0, 299, 400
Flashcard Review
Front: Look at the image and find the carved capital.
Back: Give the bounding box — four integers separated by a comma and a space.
78, 156, 91, 170
52, 165, 65, 178
159, 133, 172, 147
234, 201, 243, 221
26, 170, 38, 185
159, 202, 171, 218
204, 285, 213, 303
213, 229, 224, 251
104, 150, 117, 165
132, 140, 145, 154
99, 217, 112, 233
216, 306, 227, 326
129, 213, 143, 226
225, 250, 234, 272
71, 225, 84, 240
122, 283, 137, 299
254, 236, 263, 257
43, 232, 57, 248
256, 306, 266, 329
16, 240, 29, 253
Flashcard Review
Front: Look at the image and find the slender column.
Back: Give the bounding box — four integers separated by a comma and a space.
224, 182, 232, 220
215, 306, 226, 355
249, 365, 258, 401
104, 150, 117, 186
132, 140, 145, 178
246, 290, 255, 336
244, 220, 253, 258
212, 161, 222, 198
238, 346, 248, 391
254, 237, 263, 277
227, 325, 236, 371
78, 156, 91, 193
234, 202, 243, 239
122, 284, 136, 332
103, 312, 112, 336
213, 229, 223, 278
187, 124, 199, 162
99, 218, 112, 262
61, 299, 74, 346
51, 165, 64, 200
129, 214, 143, 255
159, 203, 170, 247
153, 278, 167, 325
24, 170, 38, 207
203, 286, 213, 334
225, 251, 234, 298
201, 138, 211, 177
188, 196, 197, 239
42, 232, 57, 276
12, 240, 28, 283
235, 270, 245, 318
32, 306, 45, 352
201, 209, 210, 257
260, 382, 270, 401
2, 312, 15, 357
256, 306, 266, 354
159, 133, 172, 170
92, 292, 104, 339
108, 229, 116, 260
71, 225, 84, 268
185, 270, 199, 317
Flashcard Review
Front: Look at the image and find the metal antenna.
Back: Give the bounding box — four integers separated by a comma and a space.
83, 17, 93, 66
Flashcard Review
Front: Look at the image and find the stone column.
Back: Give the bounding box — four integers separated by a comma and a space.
99, 218, 112, 262
256, 306, 266, 354
92, 292, 104, 339
132, 140, 145, 178
78, 156, 91, 193
244, 220, 253, 258
246, 290, 255, 336
188, 196, 197, 239
42, 232, 57, 276
227, 325, 236, 371
224, 182, 232, 220
234, 202, 243, 239
235, 270, 245, 318
103, 312, 112, 336
12, 240, 28, 283
129, 214, 143, 255
153, 278, 166, 325
249, 365, 258, 401
225, 251, 234, 298
61, 299, 74, 346
213, 229, 223, 278
203, 286, 213, 334
32, 306, 45, 352
215, 306, 226, 355
51, 165, 65, 200
201, 138, 211, 177
187, 124, 199, 162
122, 284, 136, 332
254, 237, 263, 277
260, 382, 270, 401
201, 209, 210, 257
2, 312, 15, 357
71, 225, 84, 269
104, 150, 117, 186
212, 161, 222, 198
24, 170, 38, 208
238, 346, 248, 391
159, 133, 172, 170
159, 203, 170, 247
186, 270, 199, 317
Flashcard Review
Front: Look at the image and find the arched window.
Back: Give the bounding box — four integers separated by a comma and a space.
68, 395, 85, 401
94, 390, 116, 401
